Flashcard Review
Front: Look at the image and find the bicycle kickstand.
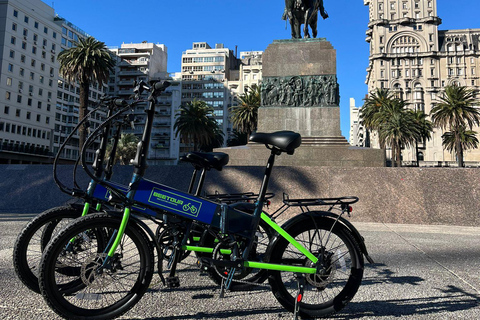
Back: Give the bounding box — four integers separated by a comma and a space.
219, 267, 236, 298
293, 273, 305, 320
166, 248, 181, 288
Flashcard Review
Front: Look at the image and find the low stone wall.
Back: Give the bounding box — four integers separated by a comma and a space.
1, 164, 478, 226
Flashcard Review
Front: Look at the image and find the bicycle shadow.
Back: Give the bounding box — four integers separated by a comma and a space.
362, 263, 425, 286
331, 285, 480, 318
125, 307, 286, 320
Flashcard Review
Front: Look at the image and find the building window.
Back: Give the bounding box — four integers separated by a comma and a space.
11, 36, 16, 45
6, 77, 12, 86
22, 41, 26, 50
46, 117, 50, 124
19, 68, 24, 77
12, 23, 17, 31
16, 109, 21, 117
24, 16, 29, 23
53, 31, 57, 39
8, 64, 14, 72
13, 10, 18, 17
26, 112, 31, 120
32, 46, 37, 54
44, 27, 48, 34
4, 106, 9, 114
34, 21, 39, 29
37, 114, 41, 122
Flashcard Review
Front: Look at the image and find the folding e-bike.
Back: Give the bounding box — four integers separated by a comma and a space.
38, 80, 370, 319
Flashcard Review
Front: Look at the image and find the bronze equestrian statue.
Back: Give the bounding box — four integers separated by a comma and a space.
282, 0, 329, 39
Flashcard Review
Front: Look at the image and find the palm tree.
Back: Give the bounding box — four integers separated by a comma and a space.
412, 110, 433, 166
360, 88, 395, 141
106, 133, 139, 165
230, 84, 261, 138
441, 126, 479, 160
376, 99, 420, 167
58, 36, 115, 150
174, 99, 220, 152
431, 85, 480, 167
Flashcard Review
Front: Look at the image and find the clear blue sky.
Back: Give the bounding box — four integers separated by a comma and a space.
47, 0, 479, 138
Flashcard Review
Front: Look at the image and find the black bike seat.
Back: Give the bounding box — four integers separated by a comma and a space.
180, 151, 229, 171
249, 131, 302, 155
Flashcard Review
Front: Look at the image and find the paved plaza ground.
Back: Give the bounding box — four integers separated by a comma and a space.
0, 213, 479, 319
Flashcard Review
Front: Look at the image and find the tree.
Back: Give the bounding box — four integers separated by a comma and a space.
377, 100, 420, 167
430, 85, 480, 167
360, 88, 396, 147
106, 133, 139, 165
174, 99, 220, 152
230, 84, 261, 139
441, 126, 479, 160
412, 110, 433, 166
58, 37, 115, 150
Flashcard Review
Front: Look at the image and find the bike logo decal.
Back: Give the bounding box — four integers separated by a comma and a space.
148, 188, 202, 217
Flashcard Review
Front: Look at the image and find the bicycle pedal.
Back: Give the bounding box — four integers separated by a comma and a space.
166, 276, 180, 288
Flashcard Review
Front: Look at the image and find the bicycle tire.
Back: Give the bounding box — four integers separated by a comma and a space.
268, 216, 364, 318
13, 205, 83, 293
39, 213, 154, 320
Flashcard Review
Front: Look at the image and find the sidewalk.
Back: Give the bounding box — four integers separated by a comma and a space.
1, 215, 479, 319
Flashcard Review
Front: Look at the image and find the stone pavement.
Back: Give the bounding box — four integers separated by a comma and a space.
0, 214, 479, 319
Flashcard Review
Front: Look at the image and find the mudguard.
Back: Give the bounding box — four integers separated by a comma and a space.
265, 211, 374, 264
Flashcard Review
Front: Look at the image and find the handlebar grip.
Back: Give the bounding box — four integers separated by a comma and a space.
153, 80, 171, 92
114, 99, 127, 107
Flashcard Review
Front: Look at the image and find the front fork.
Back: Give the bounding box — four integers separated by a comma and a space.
101, 174, 140, 268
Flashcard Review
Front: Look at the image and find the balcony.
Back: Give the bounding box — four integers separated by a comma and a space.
153, 122, 171, 127
367, 19, 388, 28
118, 70, 145, 76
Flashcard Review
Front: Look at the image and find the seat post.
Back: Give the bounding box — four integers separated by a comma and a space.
242, 148, 278, 260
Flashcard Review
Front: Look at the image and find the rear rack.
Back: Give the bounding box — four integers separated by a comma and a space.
270, 193, 359, 220
283, 193, 359, 207
206, 191, 275, 204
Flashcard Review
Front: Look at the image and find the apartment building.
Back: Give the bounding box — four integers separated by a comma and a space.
364, 0, 480, 164
180, 42, 240, 151
0, 0, 108, 164
0, 0, 59, 163
110, 42, 181, 165
349, 98, 368, 147
52, 15, 108, 163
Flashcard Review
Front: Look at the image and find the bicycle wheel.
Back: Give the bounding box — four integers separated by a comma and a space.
200, 219, 272, 290
13, 205, 83, 293
268, 217, 364, 318
39, 213, 154, 320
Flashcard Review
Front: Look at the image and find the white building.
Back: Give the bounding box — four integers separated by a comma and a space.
0, 0, 109, 164
0, 0, 59, 163
180, 42, 240, 151
349, 98, 367, 147
110, 42, 181, 165
364, 0, 480, 164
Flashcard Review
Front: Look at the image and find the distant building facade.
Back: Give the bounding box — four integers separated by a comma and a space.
0, 0, 108, 164
364, 0, 480, 164
110, 42, 181, 165
349, 98, 368, 147
180, 42, 240, 152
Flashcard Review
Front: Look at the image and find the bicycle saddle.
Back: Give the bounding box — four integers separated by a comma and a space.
249, 131, 302, 155
180, 151, 229, 171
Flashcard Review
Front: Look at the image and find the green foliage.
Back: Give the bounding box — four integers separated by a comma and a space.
174, 99, 222, 152
230, 84, 261, 136
442, 127, 479, 154
360, 88, 433, 167
106, 133, 139, 165
58, 37, 115, 150
431, 85, 480, 167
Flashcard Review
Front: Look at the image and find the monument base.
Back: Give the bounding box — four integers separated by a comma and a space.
215, 144, 385, 167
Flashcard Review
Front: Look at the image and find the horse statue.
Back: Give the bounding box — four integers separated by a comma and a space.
282, 0, 329, 39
